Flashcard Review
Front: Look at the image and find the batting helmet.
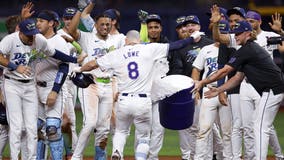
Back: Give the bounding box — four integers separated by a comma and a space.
71, 72, 95, 88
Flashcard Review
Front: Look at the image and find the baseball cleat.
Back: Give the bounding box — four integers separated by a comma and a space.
111, 150, 121, 160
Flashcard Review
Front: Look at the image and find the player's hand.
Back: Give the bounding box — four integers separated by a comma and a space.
194, 92, 200, 105
72, 67, 82, 74
218, 92, 228, 106
190, 31, 205, 40
269, 12, 283, 33
21, 1, 35, 19
16, 65, 32, 77
78, 0, 90, 11
204, 86, 220, 99
77, 51, 87, 64
137, 9, 148, 23
191, 80, 204, 94
209, 4, 221, 24
46, 91, 58, 107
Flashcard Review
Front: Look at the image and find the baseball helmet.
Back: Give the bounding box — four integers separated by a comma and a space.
71, 72, 95, 88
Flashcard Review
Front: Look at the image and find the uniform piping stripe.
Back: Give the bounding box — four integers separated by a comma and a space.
259, 92, 270, 159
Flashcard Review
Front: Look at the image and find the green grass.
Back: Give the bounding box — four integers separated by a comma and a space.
2, 110, 284, 157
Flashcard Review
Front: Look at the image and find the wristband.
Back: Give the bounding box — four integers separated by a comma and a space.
71, 41, 82, 54
7, 62, 18, 71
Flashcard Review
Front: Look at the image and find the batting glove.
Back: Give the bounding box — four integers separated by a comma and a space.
77, 0, 90, 11
190, 31, 205, 40
137, 9, 148, 23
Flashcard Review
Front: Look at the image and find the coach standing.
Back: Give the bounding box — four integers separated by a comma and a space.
193, 20, 284, 160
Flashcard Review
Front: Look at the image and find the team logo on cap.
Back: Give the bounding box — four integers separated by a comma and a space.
233, 23, 240, 30
185, 15, 195, 21
176, 16, 186, 24
66, 8, 76, 14
26, 23, 36, 31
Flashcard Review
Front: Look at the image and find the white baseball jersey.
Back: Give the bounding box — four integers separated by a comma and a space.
192, 43, 219, 86
35, 34, 69, 82
0, 32, 55, 80
97, 43, 169, 94
255, 30, 279, 58
228, 34, 241, 50
78, 31, 123, 78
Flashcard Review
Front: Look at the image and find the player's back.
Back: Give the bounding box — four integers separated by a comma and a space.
97, 42, 168, 94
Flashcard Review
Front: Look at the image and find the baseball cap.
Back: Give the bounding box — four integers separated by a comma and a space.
206, 7, 228, 20
245, 10, 261, 21
146, 14, 162, 24
19, 19, 39, 36
175, 16, 186, 28
231, 20, 252, 34
38, 10, 58, 22
184, 15, 200, 25
218, 20, 230, 34
227, 7, 246, 18
104, 9, 118, 20
63, 7, 77, 18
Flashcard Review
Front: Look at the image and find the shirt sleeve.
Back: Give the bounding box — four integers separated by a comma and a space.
192, 48, 205, 70
139, 23, 149, 43
0, 35, 13, 55
80, 15, 95, 32
34, 34, 56, 56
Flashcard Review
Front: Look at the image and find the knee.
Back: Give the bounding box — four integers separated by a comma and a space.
46, 117, 62, 142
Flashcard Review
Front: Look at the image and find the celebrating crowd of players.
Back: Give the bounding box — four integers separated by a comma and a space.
0, 0, 284, 160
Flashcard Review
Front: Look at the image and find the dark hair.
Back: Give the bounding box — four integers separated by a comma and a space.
38, 10, 59, 33
113, 9, 121, 30
5, 15, 22, 34
94, 13, 112, 22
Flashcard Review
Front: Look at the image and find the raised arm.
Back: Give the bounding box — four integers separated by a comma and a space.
67, 11, 82, 41
80, 2, 96, 32
210, 5, 230, 45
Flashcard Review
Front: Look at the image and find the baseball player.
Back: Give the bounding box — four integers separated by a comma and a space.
192, 20, 232, 160
0, 17, 84, 160
71, 29, 203, 160
67, 9, 124, 159
238, 10, 284, 159
57, 7, 80, 156
193, 20, 284, 160
167, 15, 215, 160
210, 5, 245, 159
137, 12, 170, 160
35, 10, 72, 160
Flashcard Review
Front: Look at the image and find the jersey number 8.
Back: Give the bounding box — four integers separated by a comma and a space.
128, 61, 139, 79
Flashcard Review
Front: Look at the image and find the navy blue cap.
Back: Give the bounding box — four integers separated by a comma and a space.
38, 10, 58, 22
231, 20, 252, 33
175, 16, 186, 28
227, 7, 246, 18
63, 7, 77, 18
51, 11, 60, 22
146, 14, 161, 24
19, 19, 39, 36
104, 9, 117, 20
185, 15, 200, 24
218, 20, 230, 34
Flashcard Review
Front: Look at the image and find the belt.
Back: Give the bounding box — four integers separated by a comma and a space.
4, 75, 32, 83
121, 93, 147, 98
37, 81, 47, 87
96, 77, 111, 84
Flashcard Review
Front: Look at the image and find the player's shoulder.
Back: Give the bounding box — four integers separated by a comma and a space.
1, 32, 18, 42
